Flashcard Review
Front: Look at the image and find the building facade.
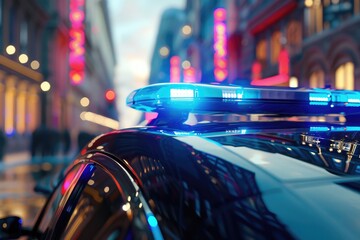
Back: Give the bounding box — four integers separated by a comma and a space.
226, 0, 360, 89
0, 0, 117, 153
150, 0, 360, 92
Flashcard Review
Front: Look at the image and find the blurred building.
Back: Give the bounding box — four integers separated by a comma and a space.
230, 0, 360, 89
0, 0, 117, 153
150, 0, 360, 90
149, 1, 222, 84
148, 8, 186, 85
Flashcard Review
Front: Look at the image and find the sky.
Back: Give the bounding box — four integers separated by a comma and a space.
108, 0, 185, 128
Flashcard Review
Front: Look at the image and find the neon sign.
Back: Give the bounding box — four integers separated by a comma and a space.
184, 67, 196, 83
170, 56, 181, 83
214, 8, 228, 82
251, 49, 290, 86
69, 0, 85, 85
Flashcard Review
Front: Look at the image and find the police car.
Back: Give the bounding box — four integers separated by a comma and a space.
1, 83, 360, 239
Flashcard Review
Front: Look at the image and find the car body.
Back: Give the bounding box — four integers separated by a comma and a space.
2, 83, 360, 239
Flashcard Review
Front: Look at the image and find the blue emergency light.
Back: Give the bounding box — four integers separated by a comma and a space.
126, 83, 360, 117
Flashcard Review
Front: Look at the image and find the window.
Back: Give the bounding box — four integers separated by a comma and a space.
0, 0, 3, 27
28, 86, 40, 133
256, 39, 267, 62
323, 0, 354, 29
16, 82, 26, 134
0, 81, 3, 128
304, 0, 323, 35
356, 0, 360, 14
4, 78, 15, 135
35, 155, 154, 239
335, 61, 354, 90
9, 5, 16, 44
286, 21, 302, 55
20, 20, 28, 52
309, 69, 325, 88
35, 163, 85, 235
271, 31, 281, 64
0, 0, 2, 51
51, 163, 127, 239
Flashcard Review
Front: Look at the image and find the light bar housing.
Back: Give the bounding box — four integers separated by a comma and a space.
126, 83, 360, 117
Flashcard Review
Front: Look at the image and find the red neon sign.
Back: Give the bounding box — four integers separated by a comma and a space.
251, 49, 290, 86
214, 8, 228, 82
184, 67, 196, 83
170, 56, 181, 83
69, 0, 85, 85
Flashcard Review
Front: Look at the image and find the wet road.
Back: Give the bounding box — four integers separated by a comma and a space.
0, 154, 70, 228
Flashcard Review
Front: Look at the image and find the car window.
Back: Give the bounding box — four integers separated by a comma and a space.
34, 163, 85, 237
34, 154, 159, 240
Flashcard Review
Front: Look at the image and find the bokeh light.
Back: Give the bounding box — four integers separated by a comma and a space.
30, 60, 40, 70
40, 81, 51, 92
6, 45, 16, 55
182, 25, 192, 36
19, 54, 29, 64
159, 46, 169, 57
80, 97, 90, 107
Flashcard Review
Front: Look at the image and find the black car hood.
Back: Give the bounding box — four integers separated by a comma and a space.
83, 125, 360, 239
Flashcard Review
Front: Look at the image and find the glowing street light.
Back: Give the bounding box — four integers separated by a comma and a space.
182, 25, 192, 36
80, 97, 90, 107
159, 46, 169, 57
31, 60, 40, 70
40, 81, 51, 92
6, 45, 16, 55
19, 54, 29, 64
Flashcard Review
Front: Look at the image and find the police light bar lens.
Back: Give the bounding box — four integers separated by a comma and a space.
126, 83, 360, 117
170, 89, 194, 98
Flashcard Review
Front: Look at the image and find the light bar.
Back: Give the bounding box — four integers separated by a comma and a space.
126, 83, 360, 117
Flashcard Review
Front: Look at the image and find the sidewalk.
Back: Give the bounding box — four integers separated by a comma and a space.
3, 151, 31, 163
0, 151, 32, 170
0, 151, 75, 171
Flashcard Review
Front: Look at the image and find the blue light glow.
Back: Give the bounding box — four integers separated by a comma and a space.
348, 98, 360, 103
310, 126, 330, 132
146, 213, 163, 239
222, 89, 243, 99
309, 93, 330, 104
170, 88, 194, 98
343, 126, 360, 131
126, 83, 360, 117
147, 215, 158, 227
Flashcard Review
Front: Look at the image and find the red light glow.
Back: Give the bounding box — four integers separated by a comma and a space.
278, 49, 289, 75
70, 11, 85, 24
214, 68, 228, 82
69, 0, 85, 85
252, 61, 262, 81
145, 112, 158, 122
184, 67, 196, 83
251, 49, 290, 86
214, 8, 226, 21
214, 58, 227, 69
70, 71, 84, 84
214, 8, 228, 82
251, 74, 289, 86
105, 90, 116, 102
170, 56, 181, 83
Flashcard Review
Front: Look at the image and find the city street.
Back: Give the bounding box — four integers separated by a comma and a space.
0, 153, 70, 228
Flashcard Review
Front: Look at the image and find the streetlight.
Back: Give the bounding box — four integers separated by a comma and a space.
182, 25, 192, 36
40, 81, 51, 92
40, 81, 51, 126
80, 97, 90, 107
6, 45, 16, 55
159, 46, 169, 57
